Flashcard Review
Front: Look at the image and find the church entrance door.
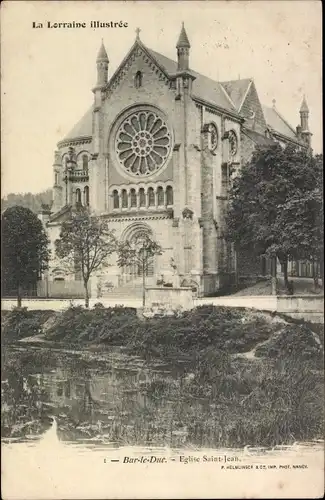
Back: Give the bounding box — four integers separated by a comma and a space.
122, 224, 156, 283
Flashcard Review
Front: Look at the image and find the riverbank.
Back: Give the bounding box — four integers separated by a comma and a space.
2, 305, 324, 448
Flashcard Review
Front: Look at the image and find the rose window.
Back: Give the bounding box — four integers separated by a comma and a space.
115, 111, 172, 177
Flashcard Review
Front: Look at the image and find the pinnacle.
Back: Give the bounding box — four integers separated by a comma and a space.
300, 95, 309, 113
96, 40, 109, 62
176, 22, 190, 48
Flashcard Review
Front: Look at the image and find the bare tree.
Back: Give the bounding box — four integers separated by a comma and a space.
117, 233, 163, 307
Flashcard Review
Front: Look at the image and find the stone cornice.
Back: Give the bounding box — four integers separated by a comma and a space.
194, 98, 243, 123
57, 136, 92, 149
102, 213, 173, 222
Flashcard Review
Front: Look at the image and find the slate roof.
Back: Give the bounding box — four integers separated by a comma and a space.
61, 106, 93, 142
219, 79, 252, 110
176, 23, 191, 48
242, 127, 275, 147
146, 47, 236, 112
262, 105, 297, 140
97, 41, 109, 62
300, 95, 309, 112
60, 43, 298, 144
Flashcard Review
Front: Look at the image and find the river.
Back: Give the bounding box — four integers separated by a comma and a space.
2, 342, 324, 499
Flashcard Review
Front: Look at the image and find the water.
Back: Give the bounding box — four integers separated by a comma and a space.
2, 342, 196, 448
2, 342, 324, 499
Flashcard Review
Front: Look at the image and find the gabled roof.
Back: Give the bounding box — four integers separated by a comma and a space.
219, 79, 252, 111
61, 106, 93, 142
262, 105, 297, 140
58, 40, 299, 145
242, 127, 274, 147
48, 204, 72, 223
146, 47, 236, 113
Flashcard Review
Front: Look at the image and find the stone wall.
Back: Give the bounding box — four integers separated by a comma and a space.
145, 286, 194, 311
276, 295, 324, 323
37, 280, 86, 299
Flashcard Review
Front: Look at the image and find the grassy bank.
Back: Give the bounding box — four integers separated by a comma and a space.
2, 305, 324, 447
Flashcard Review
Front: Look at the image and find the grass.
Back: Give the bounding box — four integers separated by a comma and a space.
1, 305, 324, 448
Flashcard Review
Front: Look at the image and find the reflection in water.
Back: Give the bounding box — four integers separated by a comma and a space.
2, 345, 198, 448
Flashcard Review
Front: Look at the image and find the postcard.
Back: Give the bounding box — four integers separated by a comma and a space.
1, 1, 323, 498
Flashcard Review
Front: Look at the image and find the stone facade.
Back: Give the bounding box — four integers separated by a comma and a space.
44, 26, 311, 297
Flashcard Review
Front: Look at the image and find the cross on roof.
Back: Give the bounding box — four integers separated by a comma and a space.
135, 27, 141, 40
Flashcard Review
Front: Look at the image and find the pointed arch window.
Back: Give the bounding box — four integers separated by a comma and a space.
134, 71, 143, 89
121, 189, 128, 208
113, 190, 119, 209
76, 188, 82, 205
82, 155, 89, 172
139, 188, 146, 207
130, 188, 137, 208
157, 186, 164, 206
148, 187, 155, 207
84, 186, 89, 206
166, 185, 173, 206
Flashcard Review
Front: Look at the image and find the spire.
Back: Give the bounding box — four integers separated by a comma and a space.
300, 95, 309, 113
96, 40, 109, 62
96, 40, 109, 86
176, 22, 190, 71
299, 95, 312, 147
176, 22, 190, 48
135, 27, 141, 41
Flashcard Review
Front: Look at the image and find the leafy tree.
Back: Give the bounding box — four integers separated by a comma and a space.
225, 144, 323, 292
55, 207, 117, 308
117, 233, 163, 307
1, 206, 50, 306
1, 189, 53, 214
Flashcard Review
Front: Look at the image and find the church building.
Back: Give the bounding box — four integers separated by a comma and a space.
42, 24, 312, 298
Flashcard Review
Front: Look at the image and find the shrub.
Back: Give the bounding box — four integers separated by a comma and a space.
1, 308, 55, 341
255, 324, 324, 367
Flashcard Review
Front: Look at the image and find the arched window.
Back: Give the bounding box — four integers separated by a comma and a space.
148, 187, 155, 207
84, 186, 89, 206
221, 164, 229, 191
82, 155, 89, 172
76, 188, 81, 204
157, 186, 164, 206
166, 185, 173, 206
113, 190, 119, 209
130, 188, 137, 208
134, 71, 143, 89
139, 188, 146, 207
54, 172, 59, 185
121, 189, 128, 208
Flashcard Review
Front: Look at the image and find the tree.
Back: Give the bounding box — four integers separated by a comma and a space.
55, 207, 117, 308
225, 144, 323, 293
117, 233, 163, 307
1, 189, 53, 214
1, 206, 50, 306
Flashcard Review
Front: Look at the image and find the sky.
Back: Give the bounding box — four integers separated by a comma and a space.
1, 0, 322, 196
